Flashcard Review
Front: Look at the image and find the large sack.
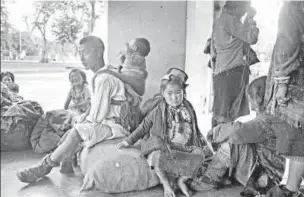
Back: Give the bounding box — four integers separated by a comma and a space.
30, 110, 73, 154
1, 100, 44, 151
79, 138, 160, 193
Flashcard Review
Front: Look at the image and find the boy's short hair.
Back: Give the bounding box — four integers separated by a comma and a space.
79, 36, 105, 55
8, 82, 19, 93
135, 38, 151, 57
246, 76, 267, 107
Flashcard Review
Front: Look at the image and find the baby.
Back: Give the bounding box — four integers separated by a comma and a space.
119, 38, 150, 73
116, 38, 150, 103
7, 82, 23, 102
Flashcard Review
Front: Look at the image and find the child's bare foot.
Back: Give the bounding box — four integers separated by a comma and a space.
163, 182, 176, 197
178, 177, 193, 197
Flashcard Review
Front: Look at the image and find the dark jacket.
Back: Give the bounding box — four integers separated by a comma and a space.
126, 99, 209, 157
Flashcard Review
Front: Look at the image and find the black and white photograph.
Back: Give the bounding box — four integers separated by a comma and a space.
1, 0, 304, 196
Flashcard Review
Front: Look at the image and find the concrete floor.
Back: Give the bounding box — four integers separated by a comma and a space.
1, 62, 245, 197
1, 150, 243, 197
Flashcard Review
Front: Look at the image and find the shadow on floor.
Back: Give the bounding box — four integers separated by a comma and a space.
1, 150, 242, 197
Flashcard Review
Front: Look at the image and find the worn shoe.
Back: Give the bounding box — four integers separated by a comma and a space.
16, 154, 59, 183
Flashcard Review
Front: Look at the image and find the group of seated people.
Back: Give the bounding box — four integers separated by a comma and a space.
8, 32, 302, 197
2, 2, 303, 196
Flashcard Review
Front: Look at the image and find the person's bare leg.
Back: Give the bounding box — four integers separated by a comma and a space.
50, 128, 82, 163
16, 128, 82, 183
177, 176, 193, 197
285, 160, 304, 192
155, 167, 176, 197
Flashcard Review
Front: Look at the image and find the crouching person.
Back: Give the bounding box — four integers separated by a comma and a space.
118, 74, 211, 197
16, 36, 131, 183
194, 76, 286, 196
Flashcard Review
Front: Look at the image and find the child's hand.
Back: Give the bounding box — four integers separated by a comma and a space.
117, 140, 131, 149
191, 147, 204, 154
118, 51, 126, 64
207, 129, 215, 142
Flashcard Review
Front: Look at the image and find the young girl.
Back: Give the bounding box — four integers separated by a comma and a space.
118, 75, 210, 197
1, 71, 15, 86
64, 69, 91, 116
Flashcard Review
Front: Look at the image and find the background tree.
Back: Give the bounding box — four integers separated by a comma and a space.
1, 1, 11, 51
75, 0, 104, 35
31, 1, 57, 63
52, 14, 82, 57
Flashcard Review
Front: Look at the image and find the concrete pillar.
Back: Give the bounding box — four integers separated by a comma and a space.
107, 1, 187, 101
184, 1, 213, 132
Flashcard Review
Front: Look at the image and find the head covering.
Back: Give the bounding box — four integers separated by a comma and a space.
162, 68, 188, 84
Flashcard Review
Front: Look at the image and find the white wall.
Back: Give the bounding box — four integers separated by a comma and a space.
107, 1, 187, 101
184, 1, 213, 131
106, 1, 214, 132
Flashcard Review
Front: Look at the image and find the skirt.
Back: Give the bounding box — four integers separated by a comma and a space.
147, 150, 204, 178
212, 65, 250, 123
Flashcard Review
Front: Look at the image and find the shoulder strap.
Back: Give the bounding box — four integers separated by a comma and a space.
92, 68, 145, 96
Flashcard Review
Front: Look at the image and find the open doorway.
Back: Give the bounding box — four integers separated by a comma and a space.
213, 0, 282, 80
208, 0, 282, 112
250, 0, 282, 78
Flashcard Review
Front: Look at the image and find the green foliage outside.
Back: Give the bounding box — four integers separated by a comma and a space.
1, 0, 104, 63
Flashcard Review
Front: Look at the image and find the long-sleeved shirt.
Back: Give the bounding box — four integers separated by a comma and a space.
86, 67, 126, 124
212, 10, 259, 75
